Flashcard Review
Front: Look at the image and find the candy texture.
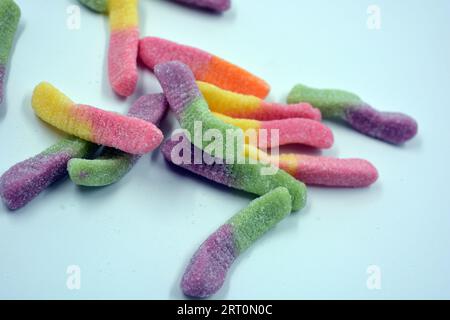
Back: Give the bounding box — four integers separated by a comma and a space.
161, 135, 306, 211
154, 61, 244, 161
0, 137, 95, 210
198, 81, 321, 121
245, 145, 378, 188
68, 94, 168, 186
288, 84, 418, 144
31, 82, 164, 155
78, 0, 107, 13
140, 37, 270, 98
172, 0, 230, 12
181, 187, 292, 298
213, 112, 334, 149
0, 0, 20, 105
108, 0, 139, 96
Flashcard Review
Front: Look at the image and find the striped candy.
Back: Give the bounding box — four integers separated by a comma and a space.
140, 37, 270, 98
198, 81, 321, 121
31, 82, 163, 155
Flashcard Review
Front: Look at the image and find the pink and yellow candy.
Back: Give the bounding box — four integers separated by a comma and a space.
198, 81, 321, 121
31, 82, 163, 155
245, 145, 378, 188
108, 0, 139, 97
213, 112, 334, 149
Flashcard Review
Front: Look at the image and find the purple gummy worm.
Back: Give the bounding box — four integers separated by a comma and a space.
173, 0, 231, 12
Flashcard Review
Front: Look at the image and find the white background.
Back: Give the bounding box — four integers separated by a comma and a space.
0, 0, 449, 299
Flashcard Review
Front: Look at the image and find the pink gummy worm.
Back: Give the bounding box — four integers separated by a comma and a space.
109, 28, 139, 97
259, 118, 334, 149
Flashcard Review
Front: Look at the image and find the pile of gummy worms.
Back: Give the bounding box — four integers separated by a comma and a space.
0, 0, 418, 298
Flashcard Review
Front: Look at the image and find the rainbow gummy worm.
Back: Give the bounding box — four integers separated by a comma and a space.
140, 37, 270, 99
0, 137, 95, 210
181, 187, 292, 298
78, 0, 139, 97
0, 0, 20, 105
154, 61, 244, 161
172, 0, 230, 12
68, 94, 168, 187
288, 84, 418, 144
162, 135, 306, 212
245, 145, 378, 188
198, 81, 321, 121
213, 112, 334, 149
31, 82, 164, 155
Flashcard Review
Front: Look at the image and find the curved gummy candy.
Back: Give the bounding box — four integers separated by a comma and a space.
288, 84, 418, 144
198, 81, 321, 121
140, 37, 270, 98
172, 0, 231, 12
213, 112, 334, 149
78, 0, 139, 97
31, 82, 164, 155
181, 187, 291, 298
68, 94, 168, 186
154, 61, 244, 161
245, 145, 378, 188
161, 135, 306, 212
0, 0, 20, 105
0, 137, 95, 210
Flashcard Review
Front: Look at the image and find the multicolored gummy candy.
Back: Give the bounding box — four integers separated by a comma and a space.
161, 134, 307, 212
288, 84, 418, 144
78, 0, 107, 13
31, 82, 164, 155
140, 37, 270, 98
245, 145, 378, 188
78, 0, 139, 96
154, 61, 244, 161
0, 0, 20, 105
213, 112, 334, 149
0, 137, 95, 210
172, 0, 231, 12
68, 94, 168, 187
181, 187, 292, 298
198, 81, 321, 121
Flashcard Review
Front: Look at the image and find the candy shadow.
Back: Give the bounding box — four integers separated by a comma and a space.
0, 22, 25, 121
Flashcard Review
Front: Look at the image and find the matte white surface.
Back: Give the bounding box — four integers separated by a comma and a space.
0, 0, 449, 299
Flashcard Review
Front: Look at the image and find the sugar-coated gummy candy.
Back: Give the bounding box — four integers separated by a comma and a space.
31, 82, 164, 155
68, 94, 168, 187
198, 81, 321, 121
161, 134, 306, 212
0, 0, 20, 105
181, 187, 292, 298
140, 37, 270, 98
172, 0, 231, 12
213, 112, 334, 149
0, 137, 95, 210
288, 84, 418, 144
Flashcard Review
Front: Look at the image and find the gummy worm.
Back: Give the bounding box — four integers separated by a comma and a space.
140, 37, 270, 99
68, 94, 168, 187
172, 0, 231, 12
31, 82, 164, 155
198, 81, 321, 121
0, 137, 95, 210
213, 112, 334, 149
288, 84, 418, 144
78, 0, 139, 97
181, 187, 292, 298
0, 0, 20, 105
155, 61, 307, 297
245, 145, 378, 188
